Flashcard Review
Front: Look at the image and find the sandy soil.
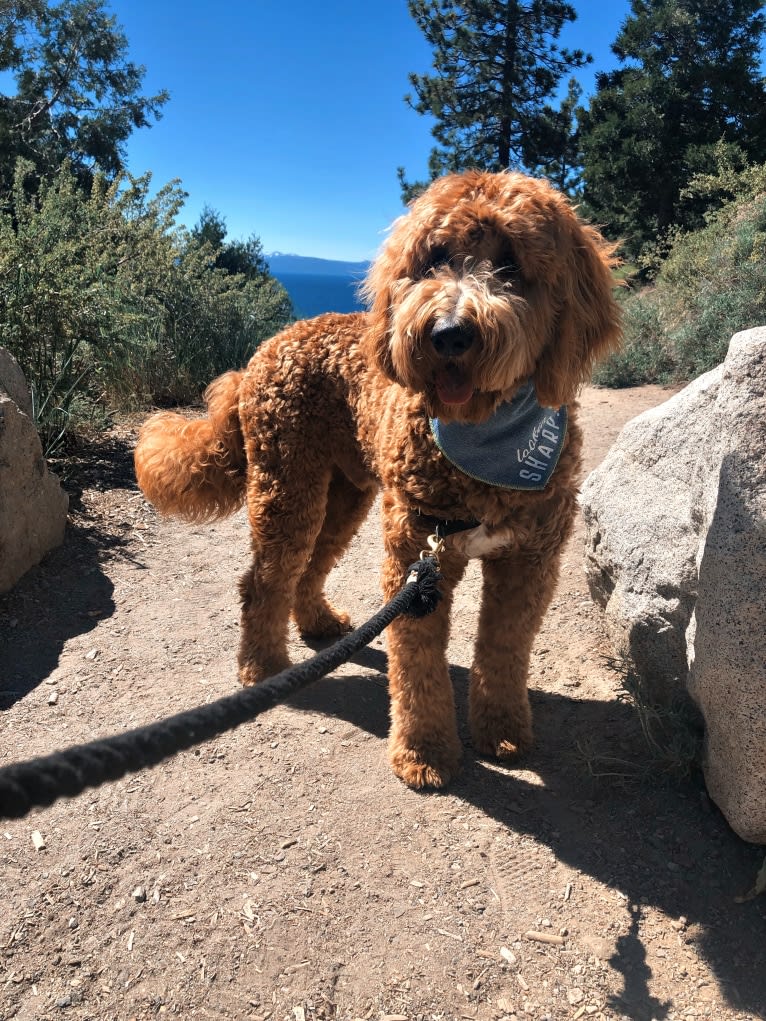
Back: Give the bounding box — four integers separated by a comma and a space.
1, 384, 764, 1021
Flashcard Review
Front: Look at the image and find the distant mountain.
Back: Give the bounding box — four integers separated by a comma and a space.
267, 252, 370, 319
266, 252, 369, 278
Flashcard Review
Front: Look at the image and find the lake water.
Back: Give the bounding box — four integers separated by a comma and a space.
273, 272, 366, 319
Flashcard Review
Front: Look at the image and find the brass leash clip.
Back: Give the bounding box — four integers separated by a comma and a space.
420, 531, 446, 569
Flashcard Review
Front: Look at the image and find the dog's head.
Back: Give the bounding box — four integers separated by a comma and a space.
362, 171, 621, 422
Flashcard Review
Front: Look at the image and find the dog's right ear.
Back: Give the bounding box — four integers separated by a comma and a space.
360, 245, 401, 382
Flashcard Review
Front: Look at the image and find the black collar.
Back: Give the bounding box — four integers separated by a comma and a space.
415, 513, 480, 539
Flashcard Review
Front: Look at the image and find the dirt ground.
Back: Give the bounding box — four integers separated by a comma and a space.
1, 384, 764, 1021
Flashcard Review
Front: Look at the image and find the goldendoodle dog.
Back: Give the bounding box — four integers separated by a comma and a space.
135, 170, 621, 789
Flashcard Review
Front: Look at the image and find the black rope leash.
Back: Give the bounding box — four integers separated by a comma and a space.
0, 558, 442, 821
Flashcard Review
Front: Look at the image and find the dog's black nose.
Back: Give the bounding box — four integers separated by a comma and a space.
431, 320, 475, 358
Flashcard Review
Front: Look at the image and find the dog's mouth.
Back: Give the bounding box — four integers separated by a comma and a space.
434, 362, 474, 406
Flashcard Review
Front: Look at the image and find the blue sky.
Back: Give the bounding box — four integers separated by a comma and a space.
111, 0, 631, 261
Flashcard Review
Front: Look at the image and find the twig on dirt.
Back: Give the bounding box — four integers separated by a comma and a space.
229, 800, 254, 813
124, 967, 143, 989
283, 962, 310, 975
171, 909, 196, 921
290, 904, 330, 917
472, 964, 490, 989
524, 930, 565, 946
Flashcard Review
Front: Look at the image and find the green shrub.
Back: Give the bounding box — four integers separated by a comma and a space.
595, 157, 766, 387
592, 294, 676, 387
0, 161, 292, 451
660, 193, 766, 378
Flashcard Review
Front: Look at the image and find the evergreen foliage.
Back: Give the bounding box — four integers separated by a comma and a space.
593, 154, 766, 386
399, 0, 590, 200
0, 161, 293, 451
578, 0, 766, 261
190, 205, 273, 281
0, 0, 169, 198
0, 4, 293, 452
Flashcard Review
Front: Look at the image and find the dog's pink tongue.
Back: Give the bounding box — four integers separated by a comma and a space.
435, 365, 474, 405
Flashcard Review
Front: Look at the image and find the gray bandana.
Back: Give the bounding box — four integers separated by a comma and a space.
430, 381, 567, 491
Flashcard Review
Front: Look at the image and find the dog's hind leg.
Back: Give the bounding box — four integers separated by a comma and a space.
238, 466, 333, 687
293, 470, 377, 639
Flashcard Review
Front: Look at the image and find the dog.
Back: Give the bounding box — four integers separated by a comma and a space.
134, 171, 621, 789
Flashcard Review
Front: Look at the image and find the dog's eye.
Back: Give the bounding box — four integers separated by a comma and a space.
424, 245, 450, 272
498, 255, 520, 280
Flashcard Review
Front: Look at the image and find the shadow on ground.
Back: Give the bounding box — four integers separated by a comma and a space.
287, 661, 766, 1021
0, 522, 116, 708
0, 432, 140, 708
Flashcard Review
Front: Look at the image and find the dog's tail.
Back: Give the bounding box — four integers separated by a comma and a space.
134, 370, 247, 522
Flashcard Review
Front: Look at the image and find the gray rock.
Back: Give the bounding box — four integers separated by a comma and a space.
0, 347, 33, 417
685, 330, 766, 844
0, 348, 69, 593
581, 327, 766, 843
581, 366, 722, 703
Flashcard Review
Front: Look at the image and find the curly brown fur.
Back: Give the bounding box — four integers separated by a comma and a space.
135, 371, 246, 522
134, 171, 621, 789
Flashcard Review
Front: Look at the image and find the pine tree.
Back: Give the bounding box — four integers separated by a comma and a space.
578, 0, 766, 261
190, 206, 273, 282
0, 0, 168, 197
399, 0, 590, 200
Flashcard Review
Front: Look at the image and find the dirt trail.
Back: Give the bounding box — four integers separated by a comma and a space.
1, 385, 764, 1021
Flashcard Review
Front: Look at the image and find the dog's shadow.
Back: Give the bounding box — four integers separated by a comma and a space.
289, 641, 391, 738
286, 654, 766, 1021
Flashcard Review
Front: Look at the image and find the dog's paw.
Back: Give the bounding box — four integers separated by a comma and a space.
470, 706, 533, 761
238, 655, 291, 686
294, 601, 352, 640
389, 744, 461, 789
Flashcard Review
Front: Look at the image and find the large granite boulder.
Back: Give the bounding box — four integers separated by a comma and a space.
581, 368, 719, 703
685, 333, 766, 844
0, 348, 69, 593
581, 328, 766, 844
0, 348, 33, 417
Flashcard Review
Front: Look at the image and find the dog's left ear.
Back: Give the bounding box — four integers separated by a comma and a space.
534, 216, 622, 408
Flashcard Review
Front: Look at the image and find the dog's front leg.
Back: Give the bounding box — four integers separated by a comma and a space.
381, 494, 465, 789
468, 552, 557, 759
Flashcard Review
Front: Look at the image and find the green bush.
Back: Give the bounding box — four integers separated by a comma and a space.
660, 193, 766, 378
592, 293, 676, 387
595, 157, 766, 387
0, 161, 292, 451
